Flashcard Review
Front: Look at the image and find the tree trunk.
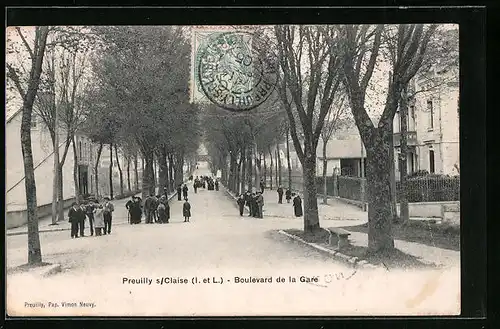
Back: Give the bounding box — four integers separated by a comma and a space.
365, 131, 395, 253
263, 152, 267, 189
126, 156, 131, 192
134, 152, 139, 191
159, 147, 168, 192
72, 136, 80, 205
17, 26, 49, 265
236, 154, 243, 194
276, 147, 281, 187
303, 155, 320, 232
109, 143, 114, 199
247, 146, 253, 191
255, 148, 261, 188
240, 147, 246, 193
114, 145, 124, 196
142, 151, 155, 199
322, 140, 328, 204
57, 164, 64, 222
166, 153, 171, 193
168, 154, 175, 192
51, 135, 59, 225
389, 127, 398, 222
21, 102, 42, 264
286, 128, 292, 191
94, 142, 103, 197
153, 158, 157, 190
268, 148, 273, 190
399, 87, 410, 223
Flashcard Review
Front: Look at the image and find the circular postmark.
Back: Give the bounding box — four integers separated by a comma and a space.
196, 31, 278, 112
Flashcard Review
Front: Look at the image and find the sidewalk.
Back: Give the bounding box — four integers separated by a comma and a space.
229, 187, 459, 268
6, 189, 179, 236
230, 187, 367, 222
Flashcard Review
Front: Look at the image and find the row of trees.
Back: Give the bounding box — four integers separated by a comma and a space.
6, 26, 201, 265
205, 24, 456, 254
83, 26, 201, 200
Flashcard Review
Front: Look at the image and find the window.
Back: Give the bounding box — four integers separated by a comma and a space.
429, 150, 435, 173
427, 100, 434, 129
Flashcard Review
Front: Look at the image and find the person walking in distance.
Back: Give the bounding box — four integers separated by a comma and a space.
177, 184, 182, 201
183, 198, 191, 222
182, 184, 189, 200
260, 179, 265, 194
68, 202, 84, 238
237, 194, 246, 216
193, 180, 198, 194
285, 188, 292, 204
102, 197, 115, 235
277, 186, 284, 204
293, 193, 303, 217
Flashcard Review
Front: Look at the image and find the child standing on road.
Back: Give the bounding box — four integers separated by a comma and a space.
183, 198, 191, 222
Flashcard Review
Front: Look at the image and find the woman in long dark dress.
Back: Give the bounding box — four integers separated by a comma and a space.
293, 194, 303, 217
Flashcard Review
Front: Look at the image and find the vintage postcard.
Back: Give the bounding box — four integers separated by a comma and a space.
6, 23, 461, 317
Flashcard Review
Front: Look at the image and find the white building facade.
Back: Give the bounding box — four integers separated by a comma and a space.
6, 109, 141, 214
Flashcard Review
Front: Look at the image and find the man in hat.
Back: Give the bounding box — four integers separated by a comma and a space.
68, 202, 85, 238
277, 186, 284, 204
102, 197, 115, 234
237, 194, 246, 216
85, 200, 96, 235
256, 192, 264, 218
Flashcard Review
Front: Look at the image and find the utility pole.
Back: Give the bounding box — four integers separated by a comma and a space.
399, 86, 410, 223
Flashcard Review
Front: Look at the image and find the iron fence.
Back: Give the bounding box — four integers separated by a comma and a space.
396, 176, 460, 202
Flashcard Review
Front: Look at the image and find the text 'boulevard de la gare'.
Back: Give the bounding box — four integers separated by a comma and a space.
122, 275, 335, 286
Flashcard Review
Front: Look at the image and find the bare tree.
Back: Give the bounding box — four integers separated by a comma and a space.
341, 24, 437, 253
275, 25, 343, 232
6, 26, 50, 264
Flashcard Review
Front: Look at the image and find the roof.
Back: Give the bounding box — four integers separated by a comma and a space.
317, 138, 366, 159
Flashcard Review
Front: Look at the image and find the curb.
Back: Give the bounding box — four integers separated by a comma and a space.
277, 229, 381, 270
7, 191, 181, 237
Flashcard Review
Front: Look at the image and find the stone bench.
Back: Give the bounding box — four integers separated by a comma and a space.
327, 227, 351, 250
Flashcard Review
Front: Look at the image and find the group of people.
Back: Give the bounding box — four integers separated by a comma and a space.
193, 176, 219, 193
235, 185, 303, 218
68, 197, 115, 238
127, 186, 192, 224
237, 191, 265, 218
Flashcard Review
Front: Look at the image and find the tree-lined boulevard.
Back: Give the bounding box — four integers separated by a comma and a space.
6, 23, 461, 316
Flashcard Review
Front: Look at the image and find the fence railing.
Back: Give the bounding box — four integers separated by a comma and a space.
249, 168, 460, 203
396, 176, 460, 202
